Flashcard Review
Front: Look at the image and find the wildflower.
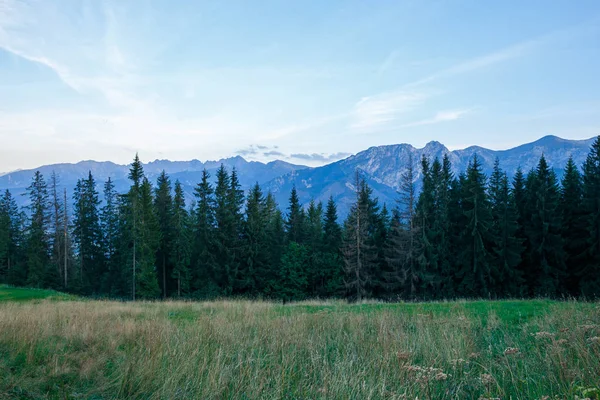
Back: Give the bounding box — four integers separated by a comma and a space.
469, 352, 480, 359
554, 339, 568, 346
480, 373, 494, 385
434, 372, 448, 381
587, 336, 600, 344
450, 358, 467, 367
533, 331, 554, 339
504, 347, 520, 355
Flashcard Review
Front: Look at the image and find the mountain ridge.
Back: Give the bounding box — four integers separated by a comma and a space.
0, 135, 596, 216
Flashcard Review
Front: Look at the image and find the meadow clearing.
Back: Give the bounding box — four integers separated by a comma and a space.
0, 286, 599, 399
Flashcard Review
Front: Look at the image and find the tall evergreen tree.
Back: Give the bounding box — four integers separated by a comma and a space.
72, 172, 103, 294
24, 171, 51, 288
100, 178, 120, 295
154, 171, 174, 298
342, 172, 378, 301
320, 196, 344, 297
560, 157, 586, 294
286, 186, 305, 243
192, 169, 218, 297
305, 199, 324, 296
238, 183, 268, 295
581, 136, 600, 297
264, 193, 286, 297
171, 181, 191, 297
385, 153, 422, 299
488, 159, 524, 297
524, 156, 565, 296
456, 155, 493, 297
0, 190, 24, 284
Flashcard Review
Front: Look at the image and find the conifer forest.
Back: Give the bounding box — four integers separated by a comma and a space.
2, 137, 600, 302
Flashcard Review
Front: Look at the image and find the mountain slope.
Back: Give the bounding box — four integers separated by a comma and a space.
264, 135, 596, 215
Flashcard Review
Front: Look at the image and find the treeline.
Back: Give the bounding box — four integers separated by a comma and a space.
1, 137, 600, 300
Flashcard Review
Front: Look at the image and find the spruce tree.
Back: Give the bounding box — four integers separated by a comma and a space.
25, 171, 51, 288
524, 156, 565, 296
489, 159, 524, 297
560, 157, 586, 294
136, 178, 161, 299
286, 186, 305, 244
321, 196, 344, 297
415, 156, 438, 297
456, 155, 493, 297
264, 193, 286, 297
342, 172, 377, 301
0, 190, 24, 284
154, 171, 174, 298
171, 180, 191, 297
305, 199, 324, 296
192, 169, 218, 297
581, 136, 600, 297
100, 178, 120, 295
72, 172, 103, 294
385, 153, 422, 299
238, 183, 268, 295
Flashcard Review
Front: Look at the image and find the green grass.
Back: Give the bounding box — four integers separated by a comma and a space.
0, 287, 599, 399
0, 285, 77, 302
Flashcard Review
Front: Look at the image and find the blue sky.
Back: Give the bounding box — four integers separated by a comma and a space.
0, 0, 599, 172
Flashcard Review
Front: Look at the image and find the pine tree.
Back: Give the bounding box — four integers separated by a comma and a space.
48, 172, 67, 289
0, 190, 24, 284
456, 155, 493, 297
264, 193, 286, 297
171, 181, 191, 297
305, 199, 324, 297
154, 171, 174, 298
342, 172, 377, 301
415, 156, 438, 297
286, 186, 305, 243
213, 165, 236, 295
524, 156, 565, 296
228, 168, 246, 294
100, 178, 120, 295
580, 136, 600, 297
72, 172, 103, 294
238, 183, 268, 295
25, 171, 51, 288
488, 159, 524, 297
321, 196, 344, 297
136, 178, 161, 299
384, 153, 422, 299
192, 169, 218, 297
560, 157, 586, 294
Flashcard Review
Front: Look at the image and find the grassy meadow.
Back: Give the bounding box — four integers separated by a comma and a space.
0, 286, 599, 399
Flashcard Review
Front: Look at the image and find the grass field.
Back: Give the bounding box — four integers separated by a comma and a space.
0, 287, 599, 399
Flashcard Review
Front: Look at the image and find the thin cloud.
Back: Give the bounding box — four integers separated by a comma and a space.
290, 152, 351, 163
405, 20, 599, 88
263, 150, 285, 157
402, 109, 473, 128
351, 91, 427, 131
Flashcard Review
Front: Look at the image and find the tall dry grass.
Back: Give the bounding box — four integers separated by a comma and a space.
0, 299, 599, 399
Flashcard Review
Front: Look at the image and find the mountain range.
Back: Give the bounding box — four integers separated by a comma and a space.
0, 135, 595, 216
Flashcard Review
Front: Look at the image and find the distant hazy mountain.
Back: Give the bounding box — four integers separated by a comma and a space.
0, 135, 595, 216
0, 157, 309, 208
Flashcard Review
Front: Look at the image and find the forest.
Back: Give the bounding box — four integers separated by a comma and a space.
1, 136, 600, 301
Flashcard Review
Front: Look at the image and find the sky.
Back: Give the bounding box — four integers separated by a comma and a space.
0, 0, 599, 172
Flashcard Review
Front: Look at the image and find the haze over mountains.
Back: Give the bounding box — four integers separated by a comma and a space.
0, 135, 595, 216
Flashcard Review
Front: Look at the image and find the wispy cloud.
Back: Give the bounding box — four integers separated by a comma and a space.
350, 91, 428, 131
263, 150, 285, 157
290, 152, 351, 163
402, 109, 473, 127
405, 19, 599, 88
